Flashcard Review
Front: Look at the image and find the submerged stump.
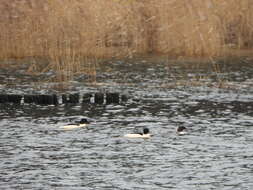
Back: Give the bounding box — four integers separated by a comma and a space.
62, 93, 79, 104
121, 94, 128, 102
94, 93, 104, 104
0, 93, 127, 105
0, 94, 22, 104
82, 93, 92, 103
106, 93, 120, 104
24, 94, 58, 105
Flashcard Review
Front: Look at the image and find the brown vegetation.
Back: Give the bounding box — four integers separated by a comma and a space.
0, 0, 253, 80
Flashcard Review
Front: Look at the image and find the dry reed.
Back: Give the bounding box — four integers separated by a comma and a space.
0, 0, 253, 81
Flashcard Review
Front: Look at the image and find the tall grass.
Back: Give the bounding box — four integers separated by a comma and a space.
0, 0, 253, 80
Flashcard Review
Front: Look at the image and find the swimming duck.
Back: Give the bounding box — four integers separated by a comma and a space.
177, 126, 187, 135
60, 118, 90, 130
124, 128, 151, 138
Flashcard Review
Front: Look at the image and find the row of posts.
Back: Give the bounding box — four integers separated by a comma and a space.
0, 93, 127, 105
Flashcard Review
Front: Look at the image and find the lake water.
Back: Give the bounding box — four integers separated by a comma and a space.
1, 58, 253, 189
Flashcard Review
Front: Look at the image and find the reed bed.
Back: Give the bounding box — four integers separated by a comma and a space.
0, 0, 253, 81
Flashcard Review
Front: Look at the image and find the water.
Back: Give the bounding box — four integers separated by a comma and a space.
1, 59, 253, 189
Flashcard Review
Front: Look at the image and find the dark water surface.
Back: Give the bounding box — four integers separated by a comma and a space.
1, 59, 253, 189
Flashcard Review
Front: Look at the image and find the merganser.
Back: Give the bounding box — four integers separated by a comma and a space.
177, 126, 187, 135
124, 128, 151, 138
60, 118, 90, 130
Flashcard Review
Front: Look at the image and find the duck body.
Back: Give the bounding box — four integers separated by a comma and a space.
60, 118, 89, 130
124, 133, 151, 138
60, 123, 87, 130
124, 128, 151, 138
177, 131, 187, 135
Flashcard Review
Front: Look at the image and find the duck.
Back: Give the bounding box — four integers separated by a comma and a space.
177, 126, 187, 135
60, 118, 90, 130
124, 128, 151, 138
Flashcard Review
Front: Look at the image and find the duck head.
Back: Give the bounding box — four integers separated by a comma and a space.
80, 118, 89, 124
143, 128, 150, 134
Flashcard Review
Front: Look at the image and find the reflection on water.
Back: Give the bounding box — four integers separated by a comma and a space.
1, 59, 253, 189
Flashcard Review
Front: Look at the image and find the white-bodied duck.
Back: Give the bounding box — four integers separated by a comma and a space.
124, 128, 151, 138
60, 118, 90, 130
